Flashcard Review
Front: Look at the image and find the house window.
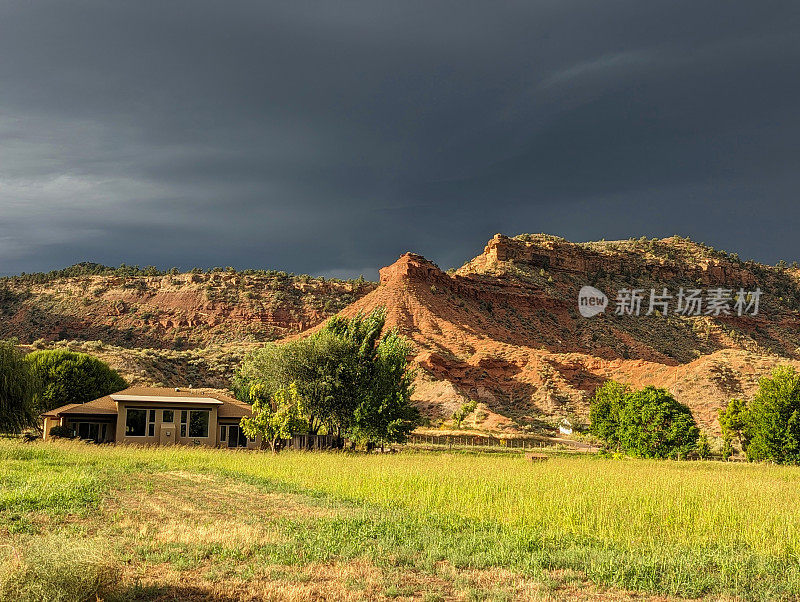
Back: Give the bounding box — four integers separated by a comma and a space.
126, 409, 147, 436
162, 410, 174, 423
148, 409, 156, 437
72, 422, 108, 443
188, 410, 209, 438
220, 426, 227, 442
180, 411, 187, 437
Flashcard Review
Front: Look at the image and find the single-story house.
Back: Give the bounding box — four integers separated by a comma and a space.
41, 387, 259, 449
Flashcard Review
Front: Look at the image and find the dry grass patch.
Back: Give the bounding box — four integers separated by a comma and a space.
0, 536, 120, 602
104, 470, 341, 550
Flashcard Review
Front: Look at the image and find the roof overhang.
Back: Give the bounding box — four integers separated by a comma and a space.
110, 394, 223, 405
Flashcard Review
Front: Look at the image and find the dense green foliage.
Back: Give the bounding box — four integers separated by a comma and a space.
234, 308, 419, 445
587, 380, 629, 447
740, 366, 800, 463
240, 383, 309, 451
0, 340, 39, 433
589, 381, 699, 458
24, 349, 127, 413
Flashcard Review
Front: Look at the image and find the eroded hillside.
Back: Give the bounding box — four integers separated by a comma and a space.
0, 267, 375, 348
337, 234, 800, 433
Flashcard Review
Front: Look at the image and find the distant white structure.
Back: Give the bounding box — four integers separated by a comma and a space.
558, 418, 573, 436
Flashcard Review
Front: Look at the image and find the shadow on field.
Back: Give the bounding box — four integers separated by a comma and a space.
113, 584, 240, 602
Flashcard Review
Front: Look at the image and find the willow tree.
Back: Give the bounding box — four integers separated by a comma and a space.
0, 340, 39, 433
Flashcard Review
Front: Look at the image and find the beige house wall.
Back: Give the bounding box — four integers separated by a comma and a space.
43, 399, 259, 448
115, 401, 221, 446
42, 416, 61, 441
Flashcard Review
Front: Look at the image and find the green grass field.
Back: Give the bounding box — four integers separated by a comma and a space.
2, 440, 800, 600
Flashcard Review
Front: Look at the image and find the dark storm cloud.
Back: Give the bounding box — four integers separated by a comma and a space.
1, 1, 799, 277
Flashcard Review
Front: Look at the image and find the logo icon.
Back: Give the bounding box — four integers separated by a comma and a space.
578, 286, 608, 318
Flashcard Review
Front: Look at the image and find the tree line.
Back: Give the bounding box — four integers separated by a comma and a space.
588, 366, 800, 463
2, 262, 372, 286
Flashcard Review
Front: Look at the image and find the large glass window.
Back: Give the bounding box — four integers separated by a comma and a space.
72, 422, 107, 443
180, 411, 187, 437
148, 409, 156, 437
126, 409, 147, 436
162, 410, 174, 423
188, 410, 209, 438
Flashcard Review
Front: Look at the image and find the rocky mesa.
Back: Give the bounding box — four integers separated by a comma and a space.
339, 234, 800, 433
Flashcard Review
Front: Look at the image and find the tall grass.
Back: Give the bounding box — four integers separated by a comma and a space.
0, 536, 120, 602
4, 440, 800, 598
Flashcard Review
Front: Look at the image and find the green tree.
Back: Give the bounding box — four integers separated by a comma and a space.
0, 340, 39, 433
240, 383, 309, 452
24, 349, 127, 413
234, 307, 419, 446
452, 400, 478, 429
719, 397, 749, 455
589, 381, 699, 459
588, 380, 629, 448
745, 366, 800, 463
234, 330, 356, 436
350, 329, 419, 445
696, 433, 711, 459
784, 410, 800, 464
619, 386, 699, 459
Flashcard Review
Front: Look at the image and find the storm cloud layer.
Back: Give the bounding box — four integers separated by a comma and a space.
1, 1, 799, 277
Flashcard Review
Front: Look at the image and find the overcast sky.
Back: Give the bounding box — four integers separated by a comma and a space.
1, 1, 799, 278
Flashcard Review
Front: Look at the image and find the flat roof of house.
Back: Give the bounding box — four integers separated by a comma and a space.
41, 387, 253, 419
110, 394, 223, 404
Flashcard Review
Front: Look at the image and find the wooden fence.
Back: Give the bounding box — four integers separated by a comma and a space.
406, 433, 549, 449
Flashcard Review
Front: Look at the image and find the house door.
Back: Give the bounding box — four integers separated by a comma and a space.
225, 426, 248, 448
159, 423, 176, 445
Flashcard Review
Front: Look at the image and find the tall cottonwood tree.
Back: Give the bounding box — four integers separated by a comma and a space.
589, 381, 699, 459
234, 307, 419, 446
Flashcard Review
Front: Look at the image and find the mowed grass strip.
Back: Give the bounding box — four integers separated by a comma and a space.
2, 440, 800, 599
